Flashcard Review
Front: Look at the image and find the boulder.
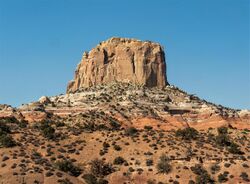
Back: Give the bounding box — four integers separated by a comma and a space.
39, 96, 50, 104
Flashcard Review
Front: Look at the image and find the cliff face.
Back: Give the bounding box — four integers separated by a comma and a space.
67, 37, 168, 93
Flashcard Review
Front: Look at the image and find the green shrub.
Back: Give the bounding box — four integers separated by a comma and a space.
146, 159, 153, 166
113, 144, 122, 151
191, 164, 214, 184
37, 121, 55, 139
144, 126, 153, 131
0, 116, 19, 124
42, 126, 55, 139
227, 142, 243, 154
103, 142, 110, 149
0, 123, 11, 134
147, 179, 155, 184
90, 159, 113, 177
175, 127, 198, 140
156, 154, 172, 174
82, 174, 98, 184
240, 172, 249, 182
55, 160, 81, 177
98, 178, 108, 184
217, 126, 228, 135
210, 164, 220, 173
19, 120, 28, 128
83, 122, 96, 132
109, 120, 121, 130
188, 180, 195, 184
191, 164, 205, 175
196, 173, 214, 184
0, 134, 16, 147
96, 124, 109, 130
218, 173, 228, 183
215, 134, 231, 147
55, 121, 65, 127
215, 134, 243, 154
58, 178, 73, 184
125, 127, 138, 136
113, 156, 125, 165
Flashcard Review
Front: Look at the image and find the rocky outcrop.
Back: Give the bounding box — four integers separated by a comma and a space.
67, 37, 168, 93
39, 96, 50, 104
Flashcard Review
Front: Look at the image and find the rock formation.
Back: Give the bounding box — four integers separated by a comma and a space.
67, 37, 168, 93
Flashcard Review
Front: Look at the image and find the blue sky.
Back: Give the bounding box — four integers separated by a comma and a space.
0, 0, 249, 109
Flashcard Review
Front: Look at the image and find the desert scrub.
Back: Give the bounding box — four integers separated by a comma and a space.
156, 154, 172, 174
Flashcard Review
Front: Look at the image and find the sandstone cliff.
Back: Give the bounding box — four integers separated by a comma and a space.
67, 37, 168, 93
